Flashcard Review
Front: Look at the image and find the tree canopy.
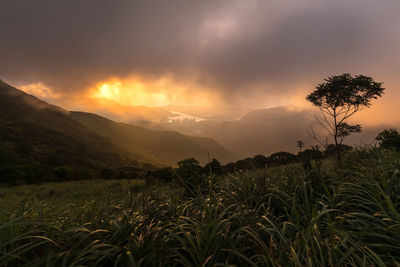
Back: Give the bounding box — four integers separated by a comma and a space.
306, 73, 384, 110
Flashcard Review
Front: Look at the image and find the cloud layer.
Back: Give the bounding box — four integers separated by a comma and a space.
1, 0, 399, 116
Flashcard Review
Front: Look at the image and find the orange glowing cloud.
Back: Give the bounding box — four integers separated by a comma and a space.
16, 75, 399, 128
88, 76, 220, 107
19, 82, 61, 100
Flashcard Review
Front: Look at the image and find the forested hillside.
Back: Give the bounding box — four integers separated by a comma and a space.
70, 111, 237, 166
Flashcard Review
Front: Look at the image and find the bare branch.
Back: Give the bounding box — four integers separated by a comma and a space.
337, 106, 359, 125
318, 106, 334, 117
313, 116, 333, 137
306, 125, 329, 149
336, 106, 347, 116
320, 112, 335, 133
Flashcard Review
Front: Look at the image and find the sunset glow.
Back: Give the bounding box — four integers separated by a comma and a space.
91, 80, 168, 107
19, 82, 60, 100
88, 77, 220, 107
4, 0, 400, 127
2, 1, 400, 262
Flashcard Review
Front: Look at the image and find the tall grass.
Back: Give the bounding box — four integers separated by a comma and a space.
1, 147, 399, 266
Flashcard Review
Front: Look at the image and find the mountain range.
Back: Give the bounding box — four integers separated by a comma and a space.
1, 79, 397, 178
69, 111, 236, 166
131, 107, 398, 158
0, 80, 236, 172
0, 80, 131, 170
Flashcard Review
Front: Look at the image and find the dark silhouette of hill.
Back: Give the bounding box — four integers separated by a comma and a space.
136, 107, 315, 156
205, 107, 314, 156
140, 106, 398, 158
70, 111, 237, 165
203, 107, 399, 157
0, 80, 138, 172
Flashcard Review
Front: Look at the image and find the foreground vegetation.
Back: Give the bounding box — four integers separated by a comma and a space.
1, 146, 400, 266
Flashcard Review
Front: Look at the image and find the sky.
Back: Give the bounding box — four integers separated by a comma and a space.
1, 0, 399, 125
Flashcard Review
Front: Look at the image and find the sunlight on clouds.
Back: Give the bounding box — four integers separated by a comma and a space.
19, 82, 60, 99
89, 76, 219, 107
16, 79, 398, 126
97, 83, 121, 99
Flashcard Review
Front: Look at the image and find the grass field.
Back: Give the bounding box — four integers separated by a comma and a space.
1, 147, 400, 266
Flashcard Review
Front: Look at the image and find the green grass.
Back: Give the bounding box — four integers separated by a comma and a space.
0, 179, 146, 203
1, 147, 400, 266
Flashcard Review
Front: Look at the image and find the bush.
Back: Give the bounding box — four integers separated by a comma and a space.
152, 167, 174, 182
117, 167, 140, 179
99, 168, 114, 179
376, 128, 400, 151
177, 158, 204, 196
0, 165, 26, 185
73, 168, 95, 180
53, 166, 73, 181
203, 158, 223, 175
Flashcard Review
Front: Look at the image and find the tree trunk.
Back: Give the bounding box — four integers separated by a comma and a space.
334, 135, 341, 163
333, 109, 342, 166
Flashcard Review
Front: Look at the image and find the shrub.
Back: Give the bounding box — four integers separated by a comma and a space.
0, 165, 26, 185
177, 158, 204, 196
53, 166, 73, 181
99, 168, 114, 179
376, 128, 400, 151
153, 167, 174, 182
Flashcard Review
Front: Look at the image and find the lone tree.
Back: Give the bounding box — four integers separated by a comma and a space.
306, 73, 384, 162
297, 140, 304, 152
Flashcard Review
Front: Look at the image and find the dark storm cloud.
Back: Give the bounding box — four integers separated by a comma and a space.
1, 0, 399, 98
0, 0, 213, 90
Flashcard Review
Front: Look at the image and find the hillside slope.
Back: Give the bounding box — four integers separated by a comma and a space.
206, 107, 314, 156
141, 106, 396, 158
138, 107, 315, 157
0, 80, 141, 172
70, 111, 237, 165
